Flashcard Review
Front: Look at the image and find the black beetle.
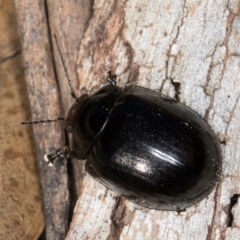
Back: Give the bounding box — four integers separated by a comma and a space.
23, 38, 222, 211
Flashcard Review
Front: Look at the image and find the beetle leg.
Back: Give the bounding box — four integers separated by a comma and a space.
174, 207, 186, 215
170, 78, 181, 102
44, 146, 73, 166
107, 71, 117, 85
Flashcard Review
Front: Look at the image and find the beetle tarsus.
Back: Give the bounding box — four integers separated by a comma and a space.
107, 71, 117, 85
174, 207, 186, 215
170, 78, 181, 102
44, 146, 72, 166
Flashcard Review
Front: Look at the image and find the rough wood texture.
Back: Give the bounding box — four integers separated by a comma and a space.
14, 1, 68, 239
66, 1, 240, 240
46, 0, 94, 200
15, 0, 240, 239
14, 0, 93, 239
0, 0, 44, 239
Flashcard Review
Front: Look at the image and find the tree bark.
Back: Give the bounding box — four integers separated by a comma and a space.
15, 0, 240, 239
14, 0, 93, 239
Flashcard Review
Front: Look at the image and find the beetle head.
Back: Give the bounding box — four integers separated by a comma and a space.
66, 94, 89, 133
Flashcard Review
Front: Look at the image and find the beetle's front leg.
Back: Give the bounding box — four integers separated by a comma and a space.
44, 146, 74, 166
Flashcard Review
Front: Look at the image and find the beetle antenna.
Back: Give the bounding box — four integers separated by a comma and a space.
21, 117, 65, 125
54, 34, 77, 99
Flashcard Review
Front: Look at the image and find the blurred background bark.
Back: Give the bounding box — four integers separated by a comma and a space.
0, 0, 44, 239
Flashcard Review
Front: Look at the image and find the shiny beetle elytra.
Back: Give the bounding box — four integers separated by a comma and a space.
22, 37, 222, 211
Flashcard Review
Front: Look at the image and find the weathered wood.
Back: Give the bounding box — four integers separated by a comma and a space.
46, 0, 94, 199
0, 0, 44, 239
14, 1, 68, 239
66, 0, 240, 240
14, 0, 93, 239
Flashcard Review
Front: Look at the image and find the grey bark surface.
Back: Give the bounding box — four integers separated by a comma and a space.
66, 1, 240, 240
15, 0, 240, 239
